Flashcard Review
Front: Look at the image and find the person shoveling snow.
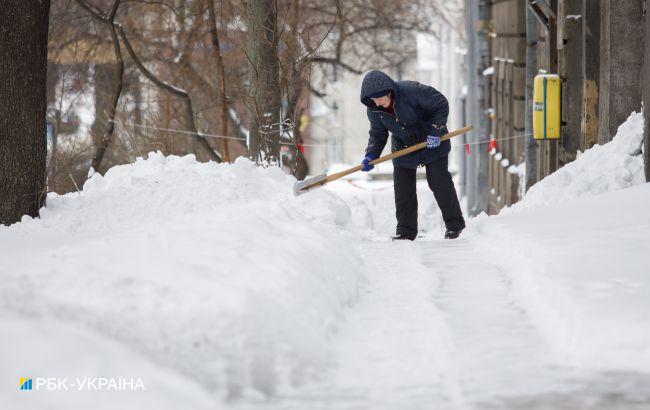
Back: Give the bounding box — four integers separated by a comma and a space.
294, 70, 472, 241
359, 70, 466, 240
294, 70, 469, 241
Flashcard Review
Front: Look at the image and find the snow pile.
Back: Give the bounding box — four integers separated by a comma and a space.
518, 111, 645, 209
474, 110, 650, 373
476, 184, 650, 372
1, 317, 216, 410
0, 153, 365, 403
326, 177, 446, 238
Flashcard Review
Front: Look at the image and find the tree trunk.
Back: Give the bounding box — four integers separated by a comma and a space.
639, 0, 650, 182
245, 0, 281, 164
283, 0, 309, 179
0, 1, 50, 225
91, 21, 124, 174
291, 108, 310, 180
90, 61, 122, 173
207, 0, 231, 162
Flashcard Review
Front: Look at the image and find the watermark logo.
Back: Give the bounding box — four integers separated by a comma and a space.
19, 378, 32, 390
18, 377, 144, 391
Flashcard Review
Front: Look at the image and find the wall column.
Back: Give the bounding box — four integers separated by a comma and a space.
558, 0, 583, 164
598, 0, 643, 144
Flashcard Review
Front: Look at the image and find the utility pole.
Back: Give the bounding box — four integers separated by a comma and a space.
558, 0, 583, 166
464, 0, 479, 215
525, 3, 539, 191
464, 0, 490, 216
598, 0, 643, 144
476, 0, 491, 214
581, 0, 600, 151
548, 0, 558, 176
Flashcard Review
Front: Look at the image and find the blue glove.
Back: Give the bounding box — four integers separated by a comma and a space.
426, 135, 441, 149
361, 153, 379, 171
426, 124, 447, 149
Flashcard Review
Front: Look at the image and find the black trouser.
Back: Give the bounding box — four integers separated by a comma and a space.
393, 156, 465, 237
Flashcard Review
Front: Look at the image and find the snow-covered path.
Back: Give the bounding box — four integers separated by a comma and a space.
3, 150, 649, 409
308, 240, 463, 409
239, 234, 650, 410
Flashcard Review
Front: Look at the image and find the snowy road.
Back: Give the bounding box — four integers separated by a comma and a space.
239, 234, 650, 410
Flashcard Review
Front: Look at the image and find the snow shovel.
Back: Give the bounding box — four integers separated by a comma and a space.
294, 125, 473, 196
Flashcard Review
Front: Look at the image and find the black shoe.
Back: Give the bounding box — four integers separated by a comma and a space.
444, 229, 463, 239
391, 234, 416, 241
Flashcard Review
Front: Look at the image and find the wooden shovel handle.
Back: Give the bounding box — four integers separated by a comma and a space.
323, 125, 474, 184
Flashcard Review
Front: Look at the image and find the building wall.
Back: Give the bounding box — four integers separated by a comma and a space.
486, 0, 527, 214
483, 0, 647, 213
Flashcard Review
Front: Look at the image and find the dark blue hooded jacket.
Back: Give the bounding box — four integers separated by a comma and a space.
360, 70, 450, 169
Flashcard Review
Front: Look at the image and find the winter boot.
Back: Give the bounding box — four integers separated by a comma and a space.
444, 229, 463, 239
391, 234, 416, 241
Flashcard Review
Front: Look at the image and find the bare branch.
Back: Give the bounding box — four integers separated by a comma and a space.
308, 56, 362, 74
91, 0, 124, 173
117, 24, 221, 162
74, 0, 221, 163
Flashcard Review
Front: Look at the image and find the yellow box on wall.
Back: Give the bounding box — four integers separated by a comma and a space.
533, 74, 561, 140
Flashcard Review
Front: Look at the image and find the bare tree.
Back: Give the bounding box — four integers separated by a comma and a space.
74, 0, 222, 167
44, 0, 447, 189
89, 0, 124, 174
245, 0, 281, 164
0, 1, 50, 225
206, 0, 232, 162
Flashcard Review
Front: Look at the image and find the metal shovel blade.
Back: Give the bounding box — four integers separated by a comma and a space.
293, 174, 327, 196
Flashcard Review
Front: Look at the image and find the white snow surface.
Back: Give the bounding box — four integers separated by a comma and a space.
472, 110, 650, 375
0, 153, 364, 405
2, 108, 650, 409
518, 111, 645, 209
476, 183, 650, 373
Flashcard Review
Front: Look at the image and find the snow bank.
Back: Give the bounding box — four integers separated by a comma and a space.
476, 184, 650, 372
474, 111, 650, 373
1, 317, 215, 410
325, 177, 446, 238
518, 111, 645, 209
0, 153, 365, 403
